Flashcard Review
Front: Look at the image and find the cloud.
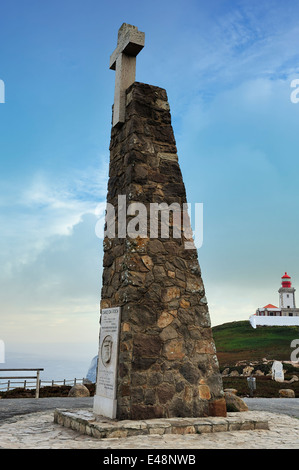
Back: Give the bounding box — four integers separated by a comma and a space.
0, 212, 103, 349
166, 1, 299, 120
0, 157, 109, 350
176, 69, 299, 326
0, 156, 109, 276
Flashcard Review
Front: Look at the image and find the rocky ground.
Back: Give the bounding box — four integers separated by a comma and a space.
0, 383, 96, 399
220, 359, 299, 398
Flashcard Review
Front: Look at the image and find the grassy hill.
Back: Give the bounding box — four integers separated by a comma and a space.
212, 320, 299, 366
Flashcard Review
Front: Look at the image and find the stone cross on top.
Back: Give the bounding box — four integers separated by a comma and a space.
110, 23, 145, 127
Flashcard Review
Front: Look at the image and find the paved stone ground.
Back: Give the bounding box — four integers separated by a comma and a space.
243, 397, 299, 418
0, 400, 299, 449
0, 396, 94, 420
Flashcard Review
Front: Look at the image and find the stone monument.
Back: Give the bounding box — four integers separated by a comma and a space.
272, 360, 284, 383
93, 23, 226, 420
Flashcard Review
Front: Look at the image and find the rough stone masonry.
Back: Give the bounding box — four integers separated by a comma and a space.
94, 24, 226, 421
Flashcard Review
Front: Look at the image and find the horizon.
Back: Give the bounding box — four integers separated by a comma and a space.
1, 0, 299, 366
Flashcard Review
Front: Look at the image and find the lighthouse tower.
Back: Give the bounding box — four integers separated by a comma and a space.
250, 272, 299, 327
278, 272, 296, 310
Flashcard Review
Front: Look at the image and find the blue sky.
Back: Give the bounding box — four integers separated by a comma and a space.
1, 0, 299, 367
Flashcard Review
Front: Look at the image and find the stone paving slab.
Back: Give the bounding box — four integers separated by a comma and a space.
54, 407, 269, 439
0, 409, 299, 449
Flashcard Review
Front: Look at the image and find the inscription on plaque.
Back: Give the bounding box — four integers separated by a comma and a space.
94, 307, 121, 414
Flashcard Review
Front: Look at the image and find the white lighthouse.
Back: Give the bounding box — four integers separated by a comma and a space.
249, 272, 299, 328
279, 272, 296, 310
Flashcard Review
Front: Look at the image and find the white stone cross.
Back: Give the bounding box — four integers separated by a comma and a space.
110, 24, 145, 128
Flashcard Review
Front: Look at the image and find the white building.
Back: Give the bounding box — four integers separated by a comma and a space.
249, 273, 299, 328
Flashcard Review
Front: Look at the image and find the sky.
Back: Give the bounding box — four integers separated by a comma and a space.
1, 0, 299, 373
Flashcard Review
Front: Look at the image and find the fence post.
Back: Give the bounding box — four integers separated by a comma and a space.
35, 370, 40, 399
24, 380, 26, 389
74, 378, 77, 385
7, 380, 10, 391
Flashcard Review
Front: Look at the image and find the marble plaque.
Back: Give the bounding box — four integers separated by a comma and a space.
93, 307, 121, 418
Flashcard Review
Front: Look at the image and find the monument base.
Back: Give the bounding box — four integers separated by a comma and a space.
93, 395, 118, 419
54, 408, 269, 439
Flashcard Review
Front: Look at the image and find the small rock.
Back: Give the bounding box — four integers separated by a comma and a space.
279, 389, 295, 398
224, 388, 238, 395
68, 384, 90, 397
288, 375, 299, 383
229, 370, 239, 377
224, 392, 248, 412
243, 366, 254, 376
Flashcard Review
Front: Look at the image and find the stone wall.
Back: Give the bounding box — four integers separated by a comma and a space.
99, 82, 226, 419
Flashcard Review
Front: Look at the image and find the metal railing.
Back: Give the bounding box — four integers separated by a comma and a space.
0, 373, 87, 397
0, 369, 44, 398
37, 378, 84, 387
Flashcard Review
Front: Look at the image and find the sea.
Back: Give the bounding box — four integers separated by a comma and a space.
0, 343, 98, 391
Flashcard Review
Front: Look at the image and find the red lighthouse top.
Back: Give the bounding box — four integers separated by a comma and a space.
281, 272, 292, 288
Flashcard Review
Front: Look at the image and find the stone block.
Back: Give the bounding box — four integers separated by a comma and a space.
198, 384, 211, 400
164, 338, 185, 360
208, 397, 227, 417
212, 423, 228, 432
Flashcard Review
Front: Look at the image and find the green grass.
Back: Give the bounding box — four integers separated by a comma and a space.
212, 320, 299, 364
